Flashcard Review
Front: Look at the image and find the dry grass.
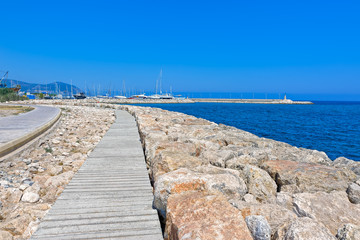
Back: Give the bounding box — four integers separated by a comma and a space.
0, 105, 34, 117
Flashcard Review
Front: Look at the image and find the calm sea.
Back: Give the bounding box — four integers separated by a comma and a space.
135, 101, 360, 161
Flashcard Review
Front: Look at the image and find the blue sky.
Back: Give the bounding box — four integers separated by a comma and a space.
1, 0, 360, 100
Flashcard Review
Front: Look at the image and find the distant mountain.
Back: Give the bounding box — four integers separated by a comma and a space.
1, 79, 83, 95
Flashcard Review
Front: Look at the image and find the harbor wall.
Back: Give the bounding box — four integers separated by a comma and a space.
121, 105, 359, 240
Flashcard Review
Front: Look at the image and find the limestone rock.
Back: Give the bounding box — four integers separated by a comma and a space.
245, 215, 271, 240
154, 168, 247, 218
242, 165, 277, 202
243, 193, 258, 204
21, 192, 40, 203
48, 165, 63, 176
347, 183, 360, 204
261, 160, 356, 194
234, 202, 297, 236
165, 190, 253, 240
292, 191, 360, 235
276, 192, 293, 210
336, 223, 360, 240
44, 171, 74, 188
151, 150, 205, 182
5, 188, 22, 203
332, 157, 360, 176
1, 214, 32, 235
226, 154, 260, 169
274, 217, 336, 240
202, 149, 236, 168
0, 230, 13, 240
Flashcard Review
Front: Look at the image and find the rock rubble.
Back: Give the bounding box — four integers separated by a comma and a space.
0, 105, 115, 239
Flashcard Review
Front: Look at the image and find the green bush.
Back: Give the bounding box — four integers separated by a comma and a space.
0, 88, 23, 102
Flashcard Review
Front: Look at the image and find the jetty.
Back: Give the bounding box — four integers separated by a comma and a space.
192, 98, 313, 104
31, 110, 163, 240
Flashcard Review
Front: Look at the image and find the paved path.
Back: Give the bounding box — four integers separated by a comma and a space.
0, 105, 61, 157
31, 110, 163, 240
0, 105, 60, 144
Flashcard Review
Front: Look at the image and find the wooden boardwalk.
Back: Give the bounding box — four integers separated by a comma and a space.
32, 110, 163, 240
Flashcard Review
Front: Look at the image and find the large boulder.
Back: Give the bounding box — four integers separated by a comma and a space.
226, 154, 260, 169
165, 190, 253, 240
274, 217, 336, 240
232, 201, 297, 237
241, 165, 277, 202
292, 191, 360, 235
202, 149, 237, 168
153, 168, 247, 218
151, 150, 205, 182
332, 157, 360, 176
261, 160, 356, 193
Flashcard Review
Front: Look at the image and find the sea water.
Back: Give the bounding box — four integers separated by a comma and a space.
136, 101, 360, 161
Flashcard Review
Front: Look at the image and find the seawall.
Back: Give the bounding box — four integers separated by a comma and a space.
121, 105, 359, 240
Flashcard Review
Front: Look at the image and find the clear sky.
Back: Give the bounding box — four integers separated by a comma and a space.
1, 0, 360, 100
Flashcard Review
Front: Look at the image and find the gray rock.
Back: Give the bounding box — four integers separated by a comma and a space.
0, 180, 11, 188
22, 158, 32, 165
276, 192, 293, 210
21, 178, 34, 186
274, 217, 336, 240
232, 202, 297, 237
245, 215, 271, 240
332, 157, 360, 176
336, 223, 360, 240
347, 183, 360, 204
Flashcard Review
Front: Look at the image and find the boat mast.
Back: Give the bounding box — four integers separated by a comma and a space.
159, 68, 162, 95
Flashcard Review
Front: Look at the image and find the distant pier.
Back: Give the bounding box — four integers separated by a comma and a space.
192, 98, 313, 104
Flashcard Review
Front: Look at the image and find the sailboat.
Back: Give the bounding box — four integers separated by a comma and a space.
148, 68, 174, 99
115, 80, 127, 99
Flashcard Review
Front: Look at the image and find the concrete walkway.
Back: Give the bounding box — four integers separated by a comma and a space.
31, 110, 163, 240
0, 105, 61, 158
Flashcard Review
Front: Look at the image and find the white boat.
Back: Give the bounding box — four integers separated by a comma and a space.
159, 93, 174, 99
130, 94, 147, 99
147, 94, 161, 99
114, 95, 127, 99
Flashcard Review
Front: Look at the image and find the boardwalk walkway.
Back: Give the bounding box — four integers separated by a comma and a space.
32, 110, 163, 240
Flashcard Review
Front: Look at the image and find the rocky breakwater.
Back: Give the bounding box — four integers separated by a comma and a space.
121, 105, 360, 240
0, 105, 115, 239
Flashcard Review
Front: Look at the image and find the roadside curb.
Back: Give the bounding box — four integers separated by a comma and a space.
0, 106, 61, 158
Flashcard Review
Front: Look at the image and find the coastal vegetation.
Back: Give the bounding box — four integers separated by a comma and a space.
0, 88, 27, 102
